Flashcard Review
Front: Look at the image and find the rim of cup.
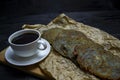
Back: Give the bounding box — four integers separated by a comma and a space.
8, 29, 41, 46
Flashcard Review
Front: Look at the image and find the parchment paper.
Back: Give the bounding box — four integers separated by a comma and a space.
23, 14, 120, 80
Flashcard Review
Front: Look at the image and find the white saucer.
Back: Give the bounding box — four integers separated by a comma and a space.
5, 38, 51, 66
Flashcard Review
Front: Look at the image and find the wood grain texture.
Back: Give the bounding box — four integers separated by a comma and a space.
0, 48, 49, 80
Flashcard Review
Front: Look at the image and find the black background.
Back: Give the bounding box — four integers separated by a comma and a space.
0, 0, 120, 17
0, 0, 120, 80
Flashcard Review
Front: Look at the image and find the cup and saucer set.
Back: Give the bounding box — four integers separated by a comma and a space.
5, 29, 51, 66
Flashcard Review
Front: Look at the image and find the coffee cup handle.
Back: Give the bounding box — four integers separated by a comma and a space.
37, 39, 47, 50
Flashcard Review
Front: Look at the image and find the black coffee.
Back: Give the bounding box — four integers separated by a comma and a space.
12, 33, 39, 44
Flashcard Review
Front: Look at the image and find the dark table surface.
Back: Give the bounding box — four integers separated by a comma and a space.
0, 11, 120, 80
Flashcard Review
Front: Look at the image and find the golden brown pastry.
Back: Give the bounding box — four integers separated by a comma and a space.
42, 28, 120, 80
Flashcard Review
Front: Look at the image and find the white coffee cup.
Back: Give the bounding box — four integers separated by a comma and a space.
8, 29, 45, 57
